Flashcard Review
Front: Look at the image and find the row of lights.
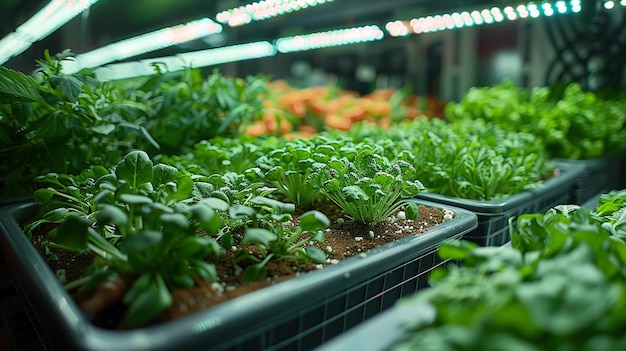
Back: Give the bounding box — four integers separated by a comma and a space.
386, 0, 625, 37
0, 0, 100, 64
275, 25, 384, 53
4, 0, 625, 71
62, 18, 223, 74
0, 0, 331, 65
94, 41, 277, 81
216, 0, 332, 27
93, 24, 384, 81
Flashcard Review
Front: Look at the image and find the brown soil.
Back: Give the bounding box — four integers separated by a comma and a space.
35, 204, 447, 329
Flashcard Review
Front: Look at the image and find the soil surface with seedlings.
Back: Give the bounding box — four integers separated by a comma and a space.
35, 204, 448, 329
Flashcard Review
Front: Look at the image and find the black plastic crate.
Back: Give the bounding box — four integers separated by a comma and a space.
0, 199, 477, 351
416, 162, 585, 247
555, 156, 625, 205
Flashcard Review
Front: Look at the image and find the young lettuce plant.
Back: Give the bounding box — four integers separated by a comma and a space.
233, 196, 329, 281
590, 189, 626, 239
192, 171, 277, 248
164, 136, 271, 177
394, 119, 553, 200
253, 140, 336, 209
27, 150, 226, 328
308, 145, 425, 225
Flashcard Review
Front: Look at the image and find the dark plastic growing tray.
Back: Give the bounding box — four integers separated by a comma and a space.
554, 156, 625, 205
416, 161, 585, 247
0, 199, 477, 351
314, 245, 518, 351
312, 297, 435, 351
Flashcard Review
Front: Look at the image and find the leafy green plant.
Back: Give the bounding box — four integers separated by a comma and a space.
445, 80, 626, 159
392, 205, 626, 351
28, 151, 225, 328
254, 141, 329, 209
162, 135, 281, 176
137, 68, 268, 154
25, 149, 336, 326
0, 50, 155, 196
308, 145, 424, 225
338, 117, 555, 200
234, 196, 329, 281
591, 189, 626, 238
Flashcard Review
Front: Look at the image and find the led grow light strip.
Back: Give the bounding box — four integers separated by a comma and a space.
275, 25, 384, 53
0, 0, 99, 64
385, 0, 595, 37
604, 0, 626, 8
92, 41, 276, 81
216, 0, 333, 27
62, 18, 223, 74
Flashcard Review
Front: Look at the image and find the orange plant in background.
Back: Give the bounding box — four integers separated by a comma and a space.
243, 80, 447, 137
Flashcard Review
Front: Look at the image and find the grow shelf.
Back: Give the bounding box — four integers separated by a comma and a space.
416, 161, 585, 247
0, 199, 477, 351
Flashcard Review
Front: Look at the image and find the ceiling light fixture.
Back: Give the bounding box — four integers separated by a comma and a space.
0, 0, 100, 64
385, 0, 600, 37
216, 0, 333, 27
275, 25, 384, 53
62, 18, 223, 74
92, 41, 276, 81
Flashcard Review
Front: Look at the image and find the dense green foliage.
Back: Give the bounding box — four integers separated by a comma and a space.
445, 80, 626, 159
27, 150, 329, 327
393, 190, 626, 351
8, 56, 605, 331
308, 144, 424, 224
344, 118, 554, 200
0, 52, 267, 196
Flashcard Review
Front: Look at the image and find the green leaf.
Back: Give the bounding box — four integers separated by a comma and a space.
160, 213, 189, 229
405, 202, 420, 220
54, 215, 92, 251
97, 204, 129, 227
200, 197, 229, 212
343, 185, 369, 201
298, 210, 330, 232
122, 230, 163, 253
193, 259, 218, 282
229, 204, 257, 219
355, 149, 381, 177
372, 172, 395, 188
169, 174, 194, 200
115, 151, 154, 188
11, 101, 34, 125
176, 236, 217, 258
250, 196, 295, 214
123, 273, 172, 328
42, 208, 69, 221
305, 246, 327, 264
0, 66, 42, 103
119, 193, 153, 205
91, 124, 115, 135
243, 228, 277, 246
140, 126, 160, 150
34, 188, 55, 204
34, 114, 70, 141
152, 164, 178, 187
243, 262, 268, 281
189, 203, 221, 234
438, 240, 479, 260
49, 75, 82, 103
